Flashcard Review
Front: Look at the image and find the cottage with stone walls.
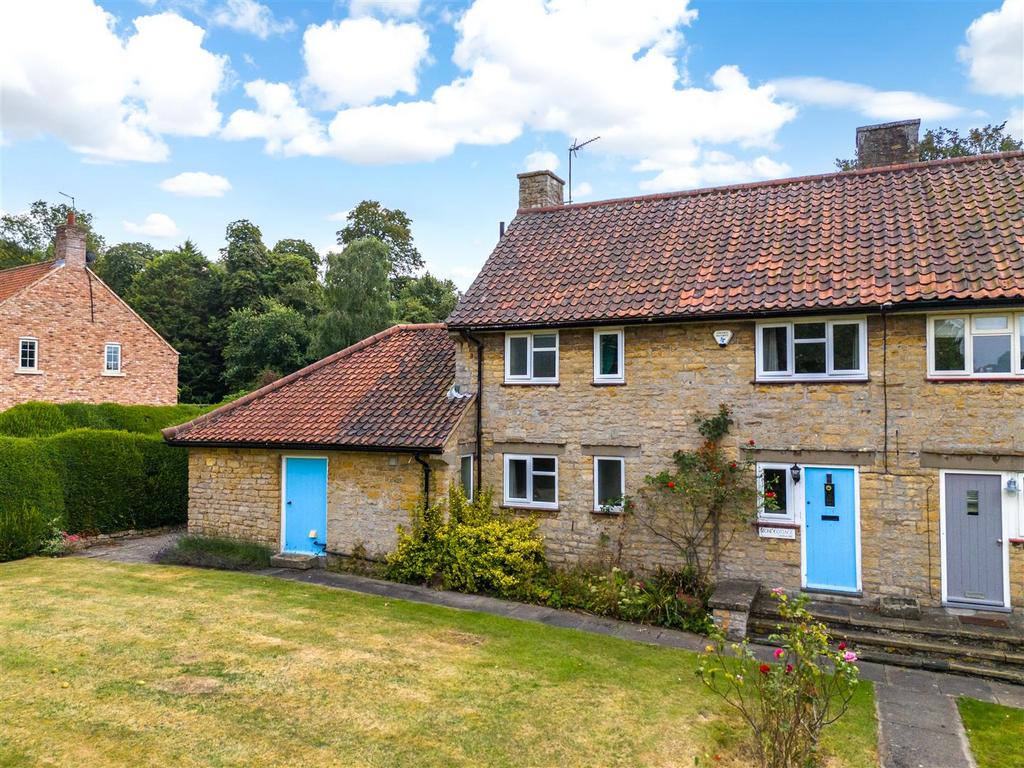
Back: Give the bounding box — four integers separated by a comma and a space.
163, 324, 476, 565
0, 213, 178, 410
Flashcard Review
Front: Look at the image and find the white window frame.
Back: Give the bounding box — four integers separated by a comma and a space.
593, 456, 626, 512
504, 331, 559, 383
756, 462, 797, 523
927, 309, 1024, 379
503, 454, 558, 510
755, 317, 868, 381
17, 337, 38, 373
103, 342, 122, 375
593, 328, 625, 383
459, 454, 474, 500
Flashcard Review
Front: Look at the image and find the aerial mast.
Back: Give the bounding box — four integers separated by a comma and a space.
567, 136, 600, 203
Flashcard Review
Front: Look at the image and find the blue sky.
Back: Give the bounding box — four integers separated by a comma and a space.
2, 0, 1022, 288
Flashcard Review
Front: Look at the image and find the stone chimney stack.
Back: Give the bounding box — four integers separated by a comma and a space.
54, 212, 87, 268
856, 119, 921, 169
517, 170, 565, 210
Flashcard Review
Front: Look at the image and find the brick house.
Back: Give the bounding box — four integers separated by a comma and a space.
163, 324, 475, 558
0, 214, 178, 410
168, 121, 1023, 614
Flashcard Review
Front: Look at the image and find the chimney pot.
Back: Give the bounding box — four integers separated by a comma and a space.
55, 215, 87, 268
856, 119, 920, 169
517, 170, 565, 210
67, 211, 76, 227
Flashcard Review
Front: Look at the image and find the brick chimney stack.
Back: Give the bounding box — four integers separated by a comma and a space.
856, 119, 921, 169
517, 170, 565, 210
54, 211, 87, 268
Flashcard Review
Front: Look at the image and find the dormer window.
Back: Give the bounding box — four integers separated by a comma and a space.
505, 331, 558, 383
756, 318, 868, 381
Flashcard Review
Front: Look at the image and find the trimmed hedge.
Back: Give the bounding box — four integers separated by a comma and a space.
0, 429, 188, 560
0, 401, 210, 437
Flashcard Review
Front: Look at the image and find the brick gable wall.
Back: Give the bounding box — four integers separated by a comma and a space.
0, 264, 178, 409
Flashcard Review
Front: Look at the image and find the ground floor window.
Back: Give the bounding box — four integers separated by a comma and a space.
593, 456, 625, 512
756, 463, 796, 522
459, 454, 474, 500
503, 454, 558, 509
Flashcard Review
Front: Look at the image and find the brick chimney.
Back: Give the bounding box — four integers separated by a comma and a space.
54, 212, 87, 268
856, 119, 920, 169
517, 170, 565, 209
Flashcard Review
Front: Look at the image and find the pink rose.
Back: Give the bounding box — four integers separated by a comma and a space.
770, 587, 784, 596
774, 648, 784, 660
843, 651, 858, 663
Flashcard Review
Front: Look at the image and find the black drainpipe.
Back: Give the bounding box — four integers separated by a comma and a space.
459, 330, 484, 496
414, 453, 431, 506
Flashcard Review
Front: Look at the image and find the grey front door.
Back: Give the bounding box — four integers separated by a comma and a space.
944, 473, 1004, 608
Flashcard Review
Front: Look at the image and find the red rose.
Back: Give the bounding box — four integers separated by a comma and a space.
729, 461, 737, 469
765, 491, 776, 499
748, 439, 756, 446
785, 664, 793, 674
838, 642, 846, 651
759, 663, 771, 675
667, 481, 675, 489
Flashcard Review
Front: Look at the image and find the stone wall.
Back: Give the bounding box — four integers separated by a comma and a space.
0, 262, 178, 409
186, 435, 472, 557
458, 313, 1024, 608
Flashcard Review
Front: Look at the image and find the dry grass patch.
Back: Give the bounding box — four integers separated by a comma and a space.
0, 558, 877, 768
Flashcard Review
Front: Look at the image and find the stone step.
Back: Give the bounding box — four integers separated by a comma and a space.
270, 552, 320, 570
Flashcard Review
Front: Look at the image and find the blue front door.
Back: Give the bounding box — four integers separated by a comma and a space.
283, 457, 327, 554
804, 467, 858, 592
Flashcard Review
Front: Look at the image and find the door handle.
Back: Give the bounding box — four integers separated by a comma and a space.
996, 539, 1002, 546
287, 500, 292, 505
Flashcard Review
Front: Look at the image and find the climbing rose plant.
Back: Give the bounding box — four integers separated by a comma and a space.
697, 590, 860, 768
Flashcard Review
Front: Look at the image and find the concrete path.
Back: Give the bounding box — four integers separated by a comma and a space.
80, 531, 1024, 768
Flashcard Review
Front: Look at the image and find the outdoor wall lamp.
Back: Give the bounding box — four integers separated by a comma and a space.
1007, 477, 1021, 494
790, 464, 802, 483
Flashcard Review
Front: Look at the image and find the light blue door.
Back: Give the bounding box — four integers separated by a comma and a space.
283, 457, 327, 554
804, 467, 858, 592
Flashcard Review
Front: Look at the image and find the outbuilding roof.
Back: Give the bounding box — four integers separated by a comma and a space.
0, 260, 58, 304
447, 152, 1024, 329
163, 324, 470, 452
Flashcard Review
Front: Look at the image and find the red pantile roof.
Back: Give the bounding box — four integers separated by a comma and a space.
164, 324, 470, 452
447, 153, 1024, 329
0, 260, 58, 304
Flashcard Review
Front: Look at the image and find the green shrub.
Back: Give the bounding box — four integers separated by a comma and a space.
155, 535, 272, 570
0, 436, 64, 522
0, 505, 51, 562
0, 401, 211, 437
386, 486, 547, 599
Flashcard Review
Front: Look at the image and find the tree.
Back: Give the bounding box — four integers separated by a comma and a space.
337, 201, 423, 277
220, 219, 271, 309
0, 200, 105, 268
265, 250, 322, 318
393, 272, 460, 323
93, 242, 157, 295
272, 238, 320, 271
222, 298, 312, 391
835, 121, 1022, 170
316, 237, 394, 357
126, 241, 226, 403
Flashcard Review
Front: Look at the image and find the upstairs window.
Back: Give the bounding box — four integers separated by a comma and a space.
928, 311, 1024, 379
756, 318, 867, 381
104, 343, 122, 374
503, 454, 558, 509
505, 332, 558, 383
593, 329, 624, 383
18, 338, 37, 371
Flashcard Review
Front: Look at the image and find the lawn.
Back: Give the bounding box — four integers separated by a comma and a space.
958, 698, 1024, 768
0, 558, 877, 768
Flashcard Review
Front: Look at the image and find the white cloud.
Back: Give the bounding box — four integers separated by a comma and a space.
124, 213, 181, 238
302, 17, 430, 108
1009, 107, 1024, 139
222, 80, 328, 155
959, 0, 1024, 97
212, 0, 295, 39
350, 0, 421, 18
524, 150, 560, 171
326, 210, 353, 222
159, 171, 232, 197
571, 181, 593, 198
771, 77, 964, 120
0, 2, 226, 162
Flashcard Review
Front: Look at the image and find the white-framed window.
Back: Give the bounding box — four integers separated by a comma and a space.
504, 331, 559, 383
17, 337, 38, 371
755, 317, 868, 381
459, 454, 474, 500
593, 456, 625, 512
104, 342, 122, 374
1012, 472, 1024, 539
503, 454, 558, 509
593, 328, 624, 383
927, 310, 1024, 379
756, 463, 797, 523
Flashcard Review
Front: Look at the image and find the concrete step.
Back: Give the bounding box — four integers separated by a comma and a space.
270, 552, 320, 570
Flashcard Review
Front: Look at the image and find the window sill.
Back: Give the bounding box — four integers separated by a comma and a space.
591, 507, 625, 516
500, 504, 559, 513
502, 381, 560, 387
102, 371, 125, 377
753, 377, 869, 385
927, 376, 1024, 383
592, 380, 626, 387
14, 369, 42, 375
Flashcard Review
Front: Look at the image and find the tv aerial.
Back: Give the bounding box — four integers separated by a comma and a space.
567, 136, 600, 203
